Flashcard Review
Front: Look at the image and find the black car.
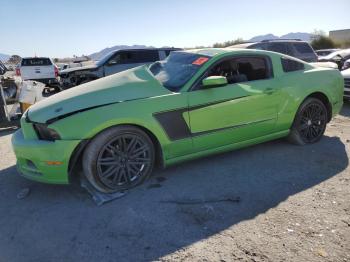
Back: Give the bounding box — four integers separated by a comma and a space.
230, 39, 318, 62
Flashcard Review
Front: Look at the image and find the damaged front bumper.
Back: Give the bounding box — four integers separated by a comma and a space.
11, 129, 81, 184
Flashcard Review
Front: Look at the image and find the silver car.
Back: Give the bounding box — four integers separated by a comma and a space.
59, 48, 181, 89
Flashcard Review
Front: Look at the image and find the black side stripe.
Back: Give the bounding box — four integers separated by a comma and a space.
154, 96, 253, 141
153, 108, 191, 141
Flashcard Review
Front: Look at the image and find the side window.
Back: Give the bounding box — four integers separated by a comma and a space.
133, 50, 159, 63
281, 57, 305, 72
207, 56, 271, 85
108, 50, 159, 65
108, 51, 133, 65
267, 43, 288, 55
293, 43, 314, 54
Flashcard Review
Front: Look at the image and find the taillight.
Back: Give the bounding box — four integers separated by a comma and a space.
54, 66, 58, 77
16, 68, 21, 76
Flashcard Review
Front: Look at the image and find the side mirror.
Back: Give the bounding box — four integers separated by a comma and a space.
202, 76, 227, 87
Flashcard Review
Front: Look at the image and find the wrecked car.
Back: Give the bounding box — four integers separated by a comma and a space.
0, 60, 7, 75
59, 48, 180, 89
12, 49, 343, 193
318, 49, 350, 70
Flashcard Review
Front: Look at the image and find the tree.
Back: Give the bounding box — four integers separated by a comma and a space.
310, 30, 338, 50
311, 35, 337, 50
213, 38, 245, 48
8, 55, 21, 64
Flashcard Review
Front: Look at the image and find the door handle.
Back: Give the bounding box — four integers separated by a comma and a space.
264, 88, 275, 95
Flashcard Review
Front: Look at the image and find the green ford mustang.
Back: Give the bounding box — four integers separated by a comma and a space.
12, 48, 344, 193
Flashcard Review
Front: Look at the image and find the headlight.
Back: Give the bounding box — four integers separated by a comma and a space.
33, 123, 61, 141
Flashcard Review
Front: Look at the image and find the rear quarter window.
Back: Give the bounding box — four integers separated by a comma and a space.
293, 43, 314, 54
281, 57, 305, 72
21, 58, 52, 66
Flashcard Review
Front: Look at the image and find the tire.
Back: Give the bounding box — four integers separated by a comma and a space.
288, 98, 328, 145
82, 126, 155, 193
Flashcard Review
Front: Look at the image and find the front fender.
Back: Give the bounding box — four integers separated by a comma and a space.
49, 100, 171, 150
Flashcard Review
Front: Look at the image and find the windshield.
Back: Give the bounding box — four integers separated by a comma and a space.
149, 52, 211, 92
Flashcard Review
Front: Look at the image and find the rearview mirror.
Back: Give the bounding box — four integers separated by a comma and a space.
202, 76, 227, 87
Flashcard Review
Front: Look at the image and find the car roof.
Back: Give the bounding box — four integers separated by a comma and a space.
229, 39, 310, 49
110, 47, 181, 52
185, 48, 279, 57
22, 57, 52, 59
229, 43, 255, 48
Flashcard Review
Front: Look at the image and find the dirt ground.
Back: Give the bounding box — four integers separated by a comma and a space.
0, 102, 349, 262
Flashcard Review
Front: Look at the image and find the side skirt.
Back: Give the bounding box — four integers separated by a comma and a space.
164, 130, 290, 167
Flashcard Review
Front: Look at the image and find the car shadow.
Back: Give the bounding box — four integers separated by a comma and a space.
0, 135, 348, 262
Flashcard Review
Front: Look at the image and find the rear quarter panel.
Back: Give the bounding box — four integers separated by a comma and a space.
275, 66, 343, 132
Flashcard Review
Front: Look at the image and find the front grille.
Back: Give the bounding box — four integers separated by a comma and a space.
345, 78, 350, 89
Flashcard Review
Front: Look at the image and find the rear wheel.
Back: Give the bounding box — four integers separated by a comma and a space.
288, 98, 328, 145
83, 126, 155, 193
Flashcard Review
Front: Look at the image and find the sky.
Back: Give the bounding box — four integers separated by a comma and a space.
1, 0, 349, 57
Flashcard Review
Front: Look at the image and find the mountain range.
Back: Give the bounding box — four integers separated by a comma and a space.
249, 32, 312, 42
0, 32, 313, 61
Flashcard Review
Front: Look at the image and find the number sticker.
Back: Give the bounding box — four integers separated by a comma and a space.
192, 57, 209, 65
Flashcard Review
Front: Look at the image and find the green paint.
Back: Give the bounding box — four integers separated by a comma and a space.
12, 49, 344, 184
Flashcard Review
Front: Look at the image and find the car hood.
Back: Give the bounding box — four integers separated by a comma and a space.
59, 63, 98, 74
310, 61, 338, 69
27, 65, 172, 123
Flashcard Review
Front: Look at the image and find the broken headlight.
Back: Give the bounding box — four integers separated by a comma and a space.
33, 123, 61, 141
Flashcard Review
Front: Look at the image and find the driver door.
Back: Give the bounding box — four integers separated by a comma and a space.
188, 55, 280, 151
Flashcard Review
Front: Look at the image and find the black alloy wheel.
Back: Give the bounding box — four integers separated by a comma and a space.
297, 101, 327, 143
96, 134, 152, 190
288, 98, 328, 145
83, 126, 155, 193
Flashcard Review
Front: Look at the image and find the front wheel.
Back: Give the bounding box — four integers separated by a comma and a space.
288, 98, 328, 145
82, 126, 155, 193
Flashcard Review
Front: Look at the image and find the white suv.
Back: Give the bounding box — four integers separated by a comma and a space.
342, 68, 350, 100
17, 57, 58, 84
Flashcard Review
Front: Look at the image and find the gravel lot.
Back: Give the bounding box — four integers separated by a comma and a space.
0, 102, 349, 262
